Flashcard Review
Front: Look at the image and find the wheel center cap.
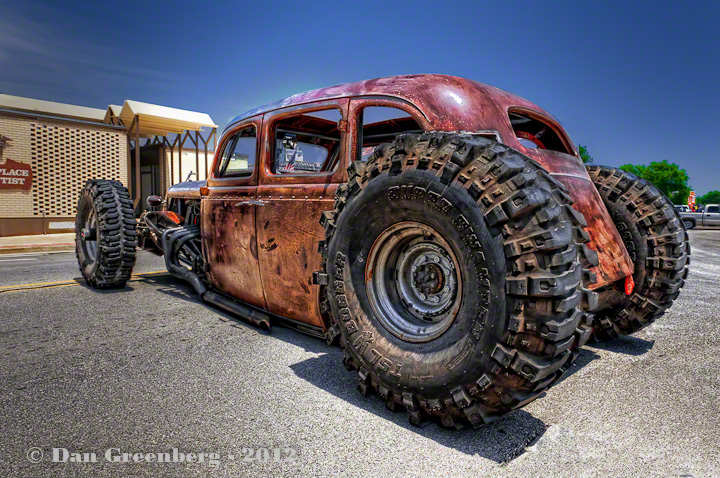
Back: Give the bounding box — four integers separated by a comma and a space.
398, 243, 457, 319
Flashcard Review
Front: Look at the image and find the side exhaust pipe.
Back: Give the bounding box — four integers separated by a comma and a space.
156, 223, 271, 331
202, 291, 272, 331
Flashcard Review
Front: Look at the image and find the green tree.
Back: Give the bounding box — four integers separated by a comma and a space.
619, 160, 691, 205
578, 145, 593, 164
698, 190, 720, 204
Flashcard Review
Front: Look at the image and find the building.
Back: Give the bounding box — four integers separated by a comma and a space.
0, 94, 216, 236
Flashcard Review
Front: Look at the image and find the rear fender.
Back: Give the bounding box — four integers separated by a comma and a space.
524, 149, 634, 288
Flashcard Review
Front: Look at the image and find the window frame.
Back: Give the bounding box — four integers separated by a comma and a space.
207, 115, 262, 188
267, 106, 343, 178
348, 96, 431, 164
507, 107, 576, 158
218, 127, 258, 178
259, 99, 349, 186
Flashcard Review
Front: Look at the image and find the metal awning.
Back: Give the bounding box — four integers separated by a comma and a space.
115, 100, 217, 137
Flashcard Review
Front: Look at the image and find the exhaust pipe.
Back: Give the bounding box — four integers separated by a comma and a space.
157, 224, 271, 331
160, 225, 207, 296
202, 291, 271, 331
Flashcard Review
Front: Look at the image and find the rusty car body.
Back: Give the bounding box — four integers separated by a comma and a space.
163, 74, 633, 335
77, 74, 686, 428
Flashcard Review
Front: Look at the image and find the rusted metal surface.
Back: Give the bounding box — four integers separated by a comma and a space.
197, 74, 634, 328
552, 174, 635, 288
255, 184, 337, 328
201, 187, 267, 310
228, 75, 558, 133
528, 149, 634, 288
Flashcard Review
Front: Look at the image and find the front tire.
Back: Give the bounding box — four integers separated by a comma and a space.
75, 179, 137, 289
586, 166, 690, 340
319, 133, 594, 428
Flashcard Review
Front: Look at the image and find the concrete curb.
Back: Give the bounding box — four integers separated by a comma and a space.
0, 243, 75, 254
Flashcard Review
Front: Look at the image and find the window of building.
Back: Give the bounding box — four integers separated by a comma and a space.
509, 110, 572, 155
358, 106, 422, 161
217, 126, 257, 177
271, 108, 342, 175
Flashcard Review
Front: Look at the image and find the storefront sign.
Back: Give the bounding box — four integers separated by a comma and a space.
0, 158, 33, 190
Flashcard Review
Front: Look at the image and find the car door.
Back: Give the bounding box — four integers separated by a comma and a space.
705, 205, 720, 225
201, 117, 267, 309
255, 100, 349, 327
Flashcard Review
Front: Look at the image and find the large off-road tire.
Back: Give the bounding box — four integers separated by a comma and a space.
75, 179, 137, 289
317, 133, 596, 428
586, 165, 690, 341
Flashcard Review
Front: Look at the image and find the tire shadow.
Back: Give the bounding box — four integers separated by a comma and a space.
143, 274, 597, 463
288, 349, 548, 463
586, 335, 655, 356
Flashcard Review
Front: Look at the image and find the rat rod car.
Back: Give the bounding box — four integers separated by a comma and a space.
75, 75, 690, 428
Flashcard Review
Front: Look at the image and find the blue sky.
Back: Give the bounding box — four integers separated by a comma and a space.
1, 0, 718, 194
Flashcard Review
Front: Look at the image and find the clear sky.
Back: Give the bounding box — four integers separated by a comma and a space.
1, 0, 718, 194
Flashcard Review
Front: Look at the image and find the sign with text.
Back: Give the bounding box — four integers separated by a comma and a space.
0, 159, 33, 190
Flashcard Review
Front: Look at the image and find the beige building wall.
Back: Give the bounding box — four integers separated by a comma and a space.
165, 147, 216, 186
0, 113, 127, 235
0, 115, 34, 218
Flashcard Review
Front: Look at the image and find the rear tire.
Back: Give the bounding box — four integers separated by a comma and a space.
586, 166, 690, 341
682, 219, 695, 230
75, 179, 137, 289
318, 133, 595, 428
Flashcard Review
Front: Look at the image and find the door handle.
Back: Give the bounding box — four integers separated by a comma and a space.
235, 200, 265, 207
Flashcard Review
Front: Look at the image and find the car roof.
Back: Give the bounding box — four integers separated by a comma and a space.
226, 74, 563, 134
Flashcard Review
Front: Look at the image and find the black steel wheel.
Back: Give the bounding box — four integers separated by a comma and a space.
318, 132, 596, 428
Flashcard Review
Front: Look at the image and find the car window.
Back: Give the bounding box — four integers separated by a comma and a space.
218, 126, 256, 177
358, 106, 422, 161
271, 108, 342, 175
707, 206, 719, 213
509, 110, 572, 155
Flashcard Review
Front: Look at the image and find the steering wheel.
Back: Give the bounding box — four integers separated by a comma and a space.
516, 130, 546, 149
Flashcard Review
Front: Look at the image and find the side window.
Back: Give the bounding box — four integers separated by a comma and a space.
217, 126, 257, 177
271, 109, 342, 175
509, 110, 572, 155
358, 106, 422, 161
707, 206, 719, 213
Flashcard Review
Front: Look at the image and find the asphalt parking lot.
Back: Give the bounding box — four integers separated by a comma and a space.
0, 230, 718, 477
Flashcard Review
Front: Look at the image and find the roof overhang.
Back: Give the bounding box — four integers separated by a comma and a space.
0, 94, 106, 122
117, 100, 217, 137
103, 104, 122, 124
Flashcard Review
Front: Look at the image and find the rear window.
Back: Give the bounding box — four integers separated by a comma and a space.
707, 206, 719, 213
509, 110, 572, 155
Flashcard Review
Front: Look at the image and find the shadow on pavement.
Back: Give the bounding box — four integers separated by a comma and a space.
587, 335, 655, 356
143, 274, 606, 463
289, 351, 548, 463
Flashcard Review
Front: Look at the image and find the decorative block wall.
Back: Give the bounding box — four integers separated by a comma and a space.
0, 114, 128, 219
